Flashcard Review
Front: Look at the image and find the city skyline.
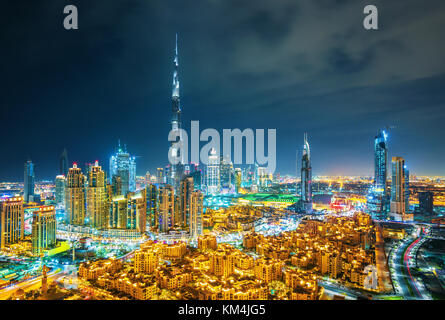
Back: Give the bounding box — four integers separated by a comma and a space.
2, 0, 445, 180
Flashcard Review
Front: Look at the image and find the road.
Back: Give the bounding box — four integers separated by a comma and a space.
388, 235, 431, 300
0, 269, 64, 300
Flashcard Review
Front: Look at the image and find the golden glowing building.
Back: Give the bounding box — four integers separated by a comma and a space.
210, 246, 235, 278
134, 248, 159, 273
158, 185, 175, 232
198, 235, 217, 251
31, 205, 56, 255
87, 161, 108, 229
0, 196, 24, 249
65, 163, 86, 225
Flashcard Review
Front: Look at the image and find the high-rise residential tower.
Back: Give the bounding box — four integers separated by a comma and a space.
389, 157, 413, 221
109, 141, 136, 195
87, 161, 108, 229
156, 168, 165, 184
31, 205, 56, 256
404, 165, 410, 214
206, 148, 220, 195
158, 185, 175, 232
55, 175, 66, 206
24, 160, 35, 203
59, 148, 69, 176
179, 176, 194, 228
189, 191, 203, 239
65, 163, 86, 225
0, 196, 24, 249
300, 133, 312, 214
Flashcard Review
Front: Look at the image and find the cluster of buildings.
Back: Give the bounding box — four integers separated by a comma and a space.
78, 237, 322, 300
77, 214, 374, 300
245, 212, 376, 290
366, 130, 415, 221
0, 195, 63, 256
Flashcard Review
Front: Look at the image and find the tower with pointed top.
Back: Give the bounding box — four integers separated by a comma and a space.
109, 140, 136, 195
300, 133, 313, 214
169, 34, 184, 192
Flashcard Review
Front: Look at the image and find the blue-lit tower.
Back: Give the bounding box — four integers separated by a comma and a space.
109, 141, 136, 195
24, 160, 35, 203
367, 130, 389, 219
300, 133, 313, 214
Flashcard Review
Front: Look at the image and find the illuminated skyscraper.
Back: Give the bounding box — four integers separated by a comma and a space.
374, 130, 388, 191
300, 133, 312, 214
189, 191, 203, 239
404, 166, 410, 214
157, 168, 164, 184
206, 148, 220, 195
109, 192, 145, 233
24, 160, 35, 203
158, 185, 175, 232
109, 141, 136, 195
0, 196, 24, 249
220, 156, 233, 191
55, 175, 66, 206
65, 163, 86, 225
389, 157, 413, 221
31, 205, 56, 255
145, 184, 158, 229
367, 130, 389, 219
235, 168, 242, 193
169, 34, 184, 192
179, 176, 194, 227
87, 161, 108, 229
59, 148, 69, 176
128, 192, 146, 233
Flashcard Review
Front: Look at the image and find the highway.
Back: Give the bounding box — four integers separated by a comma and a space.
388, 235, 431, 300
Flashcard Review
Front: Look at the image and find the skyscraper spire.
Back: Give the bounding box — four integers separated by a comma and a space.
300, 132, 312, 214
172, 33, 180, 101
169, 34, 183, 192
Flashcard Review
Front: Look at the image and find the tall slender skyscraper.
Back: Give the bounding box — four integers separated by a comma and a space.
374, 130, 388, 191
300, 133, 312, 214
189, 191, 203, 239
158, 185, 175, 232
180, 176, 194, 228
55, 175, 66, 206
87, 161, 108, 229
59, 148, 69, 176
65, 163, 86, 225
24, 160, 35, 203
404, 165, 410, 213
109, 141, 136, 195
367, 130, 389, 219
389, 157, 413, 221
169, 34, 184, 192
206, 148, 220, 195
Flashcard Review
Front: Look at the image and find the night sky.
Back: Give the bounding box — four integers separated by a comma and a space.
1, 0, 445, 181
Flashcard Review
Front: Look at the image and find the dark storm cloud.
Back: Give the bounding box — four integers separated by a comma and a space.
0, 0, 445, 180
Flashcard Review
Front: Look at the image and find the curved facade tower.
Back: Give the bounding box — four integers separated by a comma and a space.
300, 133, 313, 214
367, 129, 388, 219
374, 130, 388, 191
